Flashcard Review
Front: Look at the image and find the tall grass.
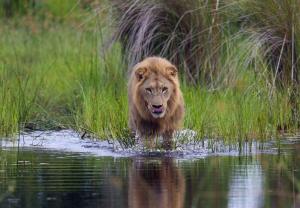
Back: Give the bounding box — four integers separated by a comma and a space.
0, 1, 299, 143
111, 0, 226, 85
111, 0, 300, 85
111, 0, 300, 130
237, 0, 300, 84
0, 17, 130, 139
236, 0, 300, 124
75, 43, 129, 139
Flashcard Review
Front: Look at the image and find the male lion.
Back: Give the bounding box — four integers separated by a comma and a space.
128, 57, 184, 149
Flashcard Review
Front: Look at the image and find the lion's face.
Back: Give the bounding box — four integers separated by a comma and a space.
140, 74, 174, 119
133, 58, 179, 120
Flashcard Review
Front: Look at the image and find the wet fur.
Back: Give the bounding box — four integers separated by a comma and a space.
128, 57, 184, 147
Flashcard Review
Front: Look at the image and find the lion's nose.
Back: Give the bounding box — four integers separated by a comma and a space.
152, 104, 163, 109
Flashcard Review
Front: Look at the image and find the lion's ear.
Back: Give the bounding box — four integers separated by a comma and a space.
135, 67, 148, 81
167, 66, 178, 77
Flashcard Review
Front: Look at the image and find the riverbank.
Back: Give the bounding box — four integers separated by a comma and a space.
0, 15, 297, 143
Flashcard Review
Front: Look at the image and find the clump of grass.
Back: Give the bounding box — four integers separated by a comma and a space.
111, 0, 226, 85
237, 0, 300, 123
237, 0, 300, 84
0, 70, 19, 136
74, 42, 129, 139
0, 19, 90, 136
183, 85, 292, 143
0, 16, 130, 140
0, 25, 45, 136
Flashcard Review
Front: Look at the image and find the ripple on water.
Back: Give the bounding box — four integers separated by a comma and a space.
0, 129, 295, 158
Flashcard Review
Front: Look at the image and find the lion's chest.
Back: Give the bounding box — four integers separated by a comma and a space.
138, 119, 165, 135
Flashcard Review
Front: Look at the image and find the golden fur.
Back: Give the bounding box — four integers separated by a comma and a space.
128, 57, 184, 148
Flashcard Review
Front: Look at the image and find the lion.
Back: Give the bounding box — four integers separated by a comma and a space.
128, 57, 185, 149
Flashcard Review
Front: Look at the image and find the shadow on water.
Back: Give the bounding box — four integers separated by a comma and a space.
1, 132, 300, 208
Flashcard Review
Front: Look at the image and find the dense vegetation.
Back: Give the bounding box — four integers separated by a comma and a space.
0, 0, 299, 143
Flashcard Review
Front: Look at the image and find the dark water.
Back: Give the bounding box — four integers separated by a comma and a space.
1, 142, 300, 208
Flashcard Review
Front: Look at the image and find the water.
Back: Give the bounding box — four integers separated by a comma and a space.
1, 131, 300, 208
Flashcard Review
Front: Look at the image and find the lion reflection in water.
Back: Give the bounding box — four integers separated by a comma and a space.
128, 158, 185, 208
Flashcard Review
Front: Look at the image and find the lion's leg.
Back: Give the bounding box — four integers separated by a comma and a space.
138, 121, 159, 149
142, 135, 156, 149
162, 130, 174, 150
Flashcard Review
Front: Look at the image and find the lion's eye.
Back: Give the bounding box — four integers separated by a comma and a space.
145, 88, 152, 94
162, 87, 168, 93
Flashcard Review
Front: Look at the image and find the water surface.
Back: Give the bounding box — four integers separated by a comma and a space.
1, 131, 300, 208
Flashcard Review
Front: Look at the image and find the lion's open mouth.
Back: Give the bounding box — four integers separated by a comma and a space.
153, 108, 163, 114
145, 102, 165, 118
151, 105, 164, 117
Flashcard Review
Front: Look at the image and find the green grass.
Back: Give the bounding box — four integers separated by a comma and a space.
0, 14, 298, 143
0, 17, 129, 138
184, 86, 292, 142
